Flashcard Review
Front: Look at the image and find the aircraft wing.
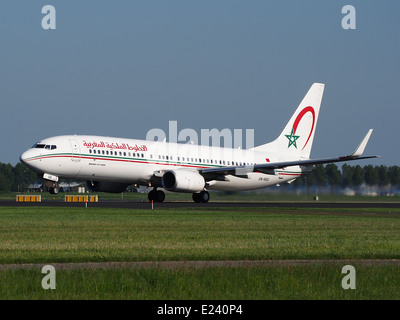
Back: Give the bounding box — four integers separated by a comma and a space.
200, 129, 379, 178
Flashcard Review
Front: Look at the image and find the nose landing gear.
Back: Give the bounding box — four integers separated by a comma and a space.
49, 185, 59, 194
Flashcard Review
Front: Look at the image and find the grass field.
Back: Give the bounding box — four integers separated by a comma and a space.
0, 205, 400, 299
1, 265, 400, 300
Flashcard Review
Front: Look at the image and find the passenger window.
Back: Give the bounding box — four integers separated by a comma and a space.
89, 149, 92, 154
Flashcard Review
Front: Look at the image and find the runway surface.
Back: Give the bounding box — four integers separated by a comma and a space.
1, 199, 400, 209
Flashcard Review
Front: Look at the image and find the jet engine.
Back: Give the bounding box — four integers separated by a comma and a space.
162, 170, 205, 193
86, 181, 129, 193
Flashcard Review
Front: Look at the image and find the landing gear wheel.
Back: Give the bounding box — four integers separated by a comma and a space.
148, 190, 156, 202
192, 193, 200, 203
192, 191, 210, 203
200, 191, 210, 203
156, 190, 165, 202
49, 186, 59, 195
148, 189, 165, 203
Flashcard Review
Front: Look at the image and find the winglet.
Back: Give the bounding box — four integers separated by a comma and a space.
349, 129, 373, 157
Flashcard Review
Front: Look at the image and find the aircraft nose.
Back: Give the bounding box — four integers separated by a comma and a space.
20, 149, 35, 166
20, 151, 28, 164
20, 149, 39, 172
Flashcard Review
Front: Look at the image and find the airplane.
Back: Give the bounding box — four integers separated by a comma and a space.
20, 83, 378, 203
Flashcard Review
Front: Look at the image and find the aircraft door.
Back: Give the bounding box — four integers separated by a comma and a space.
69, 139, 81, 162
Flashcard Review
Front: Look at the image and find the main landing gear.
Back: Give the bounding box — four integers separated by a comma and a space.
147, 189, 210, 203
148, 188, 165, 203
192, 191, 210, 203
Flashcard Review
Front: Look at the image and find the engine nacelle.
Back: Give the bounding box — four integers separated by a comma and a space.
86, 181, 129, 193
162, 170, 205, 193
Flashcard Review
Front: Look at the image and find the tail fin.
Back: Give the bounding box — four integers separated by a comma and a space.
252, 83, 325, 159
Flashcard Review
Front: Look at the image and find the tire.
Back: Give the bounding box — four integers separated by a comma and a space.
49, 187, 59, 195
192, 193, 201, 203
148, 190, 156, 202
193, 191, 210, 203
156, 190, 165, 203
200, 191, 210, 203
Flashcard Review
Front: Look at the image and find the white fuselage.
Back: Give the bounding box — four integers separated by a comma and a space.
20, 135, 304, 191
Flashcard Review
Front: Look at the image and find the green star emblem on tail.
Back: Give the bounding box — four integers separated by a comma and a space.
285, 128, 300, 148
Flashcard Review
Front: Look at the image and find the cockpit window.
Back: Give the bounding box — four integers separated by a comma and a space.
32, 143, 56, 150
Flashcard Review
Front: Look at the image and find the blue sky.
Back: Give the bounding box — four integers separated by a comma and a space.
1, 1, 399, 166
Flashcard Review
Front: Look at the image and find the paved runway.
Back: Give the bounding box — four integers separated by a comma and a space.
1, 199, 400, 209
